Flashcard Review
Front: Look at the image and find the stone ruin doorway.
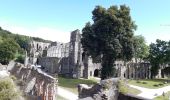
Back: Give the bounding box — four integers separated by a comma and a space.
94, 69, 99, 77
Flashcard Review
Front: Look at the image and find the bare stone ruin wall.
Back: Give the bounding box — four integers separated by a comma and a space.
78, 78, 150, 100
78, 78, 119, 100
38, 57, 61, 74
28, 30, 151, 80
10, 63, 57, 100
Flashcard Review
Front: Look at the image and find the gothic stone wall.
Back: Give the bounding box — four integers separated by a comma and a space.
38, 57, 61, 74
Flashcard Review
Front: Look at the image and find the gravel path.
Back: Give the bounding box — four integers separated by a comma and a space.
58, 87, 78, 100
129, 84, 170, 99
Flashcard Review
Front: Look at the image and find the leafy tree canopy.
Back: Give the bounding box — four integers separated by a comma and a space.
81, 5, 136, 79
133, 35, 149, 62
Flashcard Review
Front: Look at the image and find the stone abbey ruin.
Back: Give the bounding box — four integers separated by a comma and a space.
26, 29, 150, 79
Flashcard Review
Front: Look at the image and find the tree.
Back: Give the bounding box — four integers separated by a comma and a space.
81, 5, 136, 80
133, 35, 149, 62
14, 34, 30, 50
149, 39, 168, 78
0, 39, 19, 64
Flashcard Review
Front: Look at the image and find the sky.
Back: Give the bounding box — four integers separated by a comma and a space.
0, 0, 170, 44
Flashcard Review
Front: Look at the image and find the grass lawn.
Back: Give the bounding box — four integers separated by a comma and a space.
58, 76, 98, 94
119, 80, 141, 95
128, 79, 170, 89
154, 91, 170, 100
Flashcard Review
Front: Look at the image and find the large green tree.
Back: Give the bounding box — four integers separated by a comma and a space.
81, 5, 136, 79
0, 39, 19, 64
133, 35, 149, 62
149, 39, 168, 78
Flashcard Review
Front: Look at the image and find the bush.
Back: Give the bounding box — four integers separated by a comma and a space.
158, 83, 164, 86
15, 55, 25, 64
142, 82, 147, 84
0, 78, 19, 100
153, 84, 159, 87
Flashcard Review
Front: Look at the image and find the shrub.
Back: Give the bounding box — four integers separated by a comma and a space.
0, 78, 19, 100
153, 84, 159, 87
15, 55, 25, 64
158, 83, 164, 86
142, 82, 147, 84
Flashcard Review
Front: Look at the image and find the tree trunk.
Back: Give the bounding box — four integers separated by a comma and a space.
101, 54, 115, 80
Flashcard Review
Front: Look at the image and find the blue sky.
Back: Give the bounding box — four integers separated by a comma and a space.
0, 0, 170, 43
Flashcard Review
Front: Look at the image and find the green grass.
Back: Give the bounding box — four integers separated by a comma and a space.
58, 76, 98, 94
119, 80, 141, 95
128, 79, 170, 89
154, 91, 170, 100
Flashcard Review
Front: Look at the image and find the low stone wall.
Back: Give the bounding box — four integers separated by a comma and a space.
78, 78, 151, 100
10, 63, 57, 100
78, 78, 119, 100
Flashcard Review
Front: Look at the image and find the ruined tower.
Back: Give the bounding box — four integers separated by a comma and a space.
69, 29, 82, 78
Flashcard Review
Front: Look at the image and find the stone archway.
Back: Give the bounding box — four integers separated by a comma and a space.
94, 69, 99, 77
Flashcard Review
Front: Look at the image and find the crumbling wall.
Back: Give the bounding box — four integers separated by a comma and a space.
10, 63, 57, 100
78, 78, 119, 100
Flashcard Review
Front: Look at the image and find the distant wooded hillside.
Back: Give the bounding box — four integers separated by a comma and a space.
0, 26, 52, 64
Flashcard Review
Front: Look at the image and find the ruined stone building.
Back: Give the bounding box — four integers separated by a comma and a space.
27, 29, 150, 79
10, 63, 57, 100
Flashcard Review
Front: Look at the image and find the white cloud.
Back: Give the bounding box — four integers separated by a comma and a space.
0, 21, 70, 43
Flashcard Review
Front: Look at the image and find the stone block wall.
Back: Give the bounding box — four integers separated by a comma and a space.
10, 63, 57, 100
78, 78, 119, 100
38, 57, 61, 74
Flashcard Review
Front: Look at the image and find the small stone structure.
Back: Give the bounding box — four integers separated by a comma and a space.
10, 63, 57, 100
78, 78, 119, 100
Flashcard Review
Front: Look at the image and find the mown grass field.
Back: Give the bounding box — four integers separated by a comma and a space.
128, 79, 170, 89
58, 76, 98, 94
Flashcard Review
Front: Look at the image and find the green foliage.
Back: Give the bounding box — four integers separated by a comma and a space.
0, 78, 19, 100
0, 27, 51, 64
162, 67, 170, 77
118, 80, 141, 95
14, 34, 30, 50
32, 37, 51, 43
148, 39, 170, 78
0, 39, 19, 64
133, 35, 149, 61
15, 55, 25, 64
81, 5, 136, 79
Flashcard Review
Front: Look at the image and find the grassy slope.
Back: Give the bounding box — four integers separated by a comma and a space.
128, 79, 170, 89
58, 76, 98, 94
119, 80, 141, 95
154, 91, 170, 100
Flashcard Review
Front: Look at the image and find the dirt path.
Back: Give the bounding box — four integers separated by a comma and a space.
58, 86, 78, 100
129, 84, 170, 99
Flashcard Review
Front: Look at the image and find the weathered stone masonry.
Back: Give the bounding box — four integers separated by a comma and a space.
28, 29, 150, 79
10, 63, 57, 100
